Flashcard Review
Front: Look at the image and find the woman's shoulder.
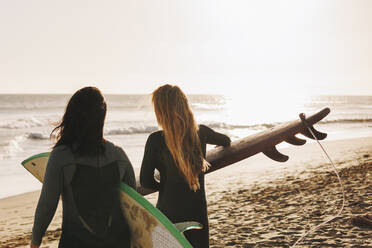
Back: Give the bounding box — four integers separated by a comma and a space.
49, 145, 74, 166
142, 131, 164, 151
147, 130, 164, 142
51, 144, 69, 153
104, 140, 128, 160
150, 130, 163, 137
50, 144, 73, 156
104, 140, 118, 151
198, 124, 208, 130
101, 140, 130, 164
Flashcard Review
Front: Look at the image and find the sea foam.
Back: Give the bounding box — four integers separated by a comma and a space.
0, 117, 44, 129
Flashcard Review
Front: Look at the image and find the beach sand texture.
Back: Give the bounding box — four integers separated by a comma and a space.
0, 137, 371, 247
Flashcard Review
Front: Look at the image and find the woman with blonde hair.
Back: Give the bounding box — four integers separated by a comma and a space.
140, 84, 231, 247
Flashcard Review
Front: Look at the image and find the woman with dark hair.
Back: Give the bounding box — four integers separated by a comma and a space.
30, 87, 135, 248
140, 84, 231, 248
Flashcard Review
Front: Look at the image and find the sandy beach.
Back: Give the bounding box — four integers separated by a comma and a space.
1, 136, 371, 248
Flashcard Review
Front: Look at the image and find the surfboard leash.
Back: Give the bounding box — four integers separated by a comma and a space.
290, 113, 346, 248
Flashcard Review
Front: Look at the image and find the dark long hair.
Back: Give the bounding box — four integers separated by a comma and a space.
51, 87, 107, 155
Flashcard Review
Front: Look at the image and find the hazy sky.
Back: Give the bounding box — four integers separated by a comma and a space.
0, 0, 371, 96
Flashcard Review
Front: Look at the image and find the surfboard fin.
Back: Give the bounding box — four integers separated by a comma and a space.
263, 146, 289, 162
174, 221, 203, 233
301, 125, 327, 140
285, 135, 306, 146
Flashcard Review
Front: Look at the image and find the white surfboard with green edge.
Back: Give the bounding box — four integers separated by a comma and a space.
22, 153, 201, 248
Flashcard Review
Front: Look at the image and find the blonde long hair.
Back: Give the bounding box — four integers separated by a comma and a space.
152, 84, 209, 191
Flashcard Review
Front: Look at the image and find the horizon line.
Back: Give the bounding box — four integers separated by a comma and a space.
1, 92, 372, 97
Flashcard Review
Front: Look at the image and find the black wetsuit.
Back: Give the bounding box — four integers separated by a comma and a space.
140, 125, 231, 248
32, 141, 136, 248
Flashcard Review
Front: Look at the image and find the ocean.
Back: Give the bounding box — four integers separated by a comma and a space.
0, 94, 371, 199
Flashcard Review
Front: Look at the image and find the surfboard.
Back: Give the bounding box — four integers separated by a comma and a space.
137, 107, 331, 195
206, 107, 330, 172
21, 153, 197, 248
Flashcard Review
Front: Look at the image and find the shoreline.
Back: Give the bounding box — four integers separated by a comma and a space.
2, 134, 371, 201
1, 135, 371, 247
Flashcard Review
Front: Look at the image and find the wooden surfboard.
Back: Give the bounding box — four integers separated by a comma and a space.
137, 107, 330, 195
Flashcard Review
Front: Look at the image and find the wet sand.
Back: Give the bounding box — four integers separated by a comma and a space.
0, 136, 371, 247
208, 155, 372, 247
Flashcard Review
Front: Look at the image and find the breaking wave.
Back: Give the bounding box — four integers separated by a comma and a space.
0, 135, 25, 160
21, 118, 372, 139
105, 126, 159, 135
27, 132, 50, 140
0, 117, 44, 129
319, 118, 372, 124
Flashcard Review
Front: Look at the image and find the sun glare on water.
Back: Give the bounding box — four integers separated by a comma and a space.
222, 88, 312, 126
